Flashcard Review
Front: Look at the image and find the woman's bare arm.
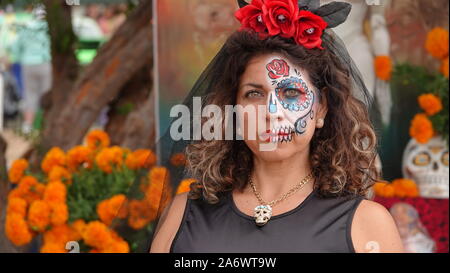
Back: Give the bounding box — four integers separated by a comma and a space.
351, 199, 405, 253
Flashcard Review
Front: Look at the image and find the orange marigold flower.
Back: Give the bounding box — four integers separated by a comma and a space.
392, 178, 419, 198
372, 182, 387, 197
40, 242, 67, 253
374, 55, 392, 81
7, 197, 27, 218
170, 153, 186, 167
96, 200, 111, 226
7, 188, 22, 202
418, 94, 443, 116
127, 199, 156, 230
70, 219, 87, 240
95, 146, 124, 173
441, 57, 449, 78
5, 213, 33, 246
109, 240, 130, 253
176, 178, 197, 194
82, 221, 113, 249
16, 176, 45, 204
67, 145, 93, 171
146, 167, 173, 212
372, 181, 396, 198
50, 203, 69, 226
128, 215, 151, 230
86, 129, 110, 150
102, 239, 130, 253
48, 165, 72, 185
43, 180, 67, 206
110, 195, 128, 218
97, 195, 127, 226
148, 166, 169, 185
28, 200, 51, 232
425, 27, 449, 59
101, 231, 130, 253
43, 224, 78, 245
409, 114, 434, 144
8, 159, 28, 184
383, 184, 395, 198
146, 170, 167, 208
125, 149, 156, 170
41, 147, 66, 174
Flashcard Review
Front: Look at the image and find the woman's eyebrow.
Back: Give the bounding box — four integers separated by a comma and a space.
240, 83, 264, 89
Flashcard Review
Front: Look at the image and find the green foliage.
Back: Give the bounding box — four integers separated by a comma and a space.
67, 165, 135, 222
116, 102, 135, 116
392, 63, 449, 144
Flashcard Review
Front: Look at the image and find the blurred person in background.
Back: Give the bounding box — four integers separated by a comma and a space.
98, 5, 126, 39
72, 5, 104, 40
86, 4, 103, 22
9, 5, 51, 135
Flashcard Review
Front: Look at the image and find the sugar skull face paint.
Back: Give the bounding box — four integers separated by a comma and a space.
236, 53, 322, 156
265, 58, 315, 142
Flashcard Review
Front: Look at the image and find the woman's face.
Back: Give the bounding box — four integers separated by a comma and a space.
236, 53, 327, 162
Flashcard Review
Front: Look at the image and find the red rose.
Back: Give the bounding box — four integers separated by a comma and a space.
263, 0, 299, 38
235, 0, 267, 35
266, 59, 290, 79
294, 10, 328, 49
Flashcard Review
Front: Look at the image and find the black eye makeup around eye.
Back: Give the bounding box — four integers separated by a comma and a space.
277, 78, 308, 93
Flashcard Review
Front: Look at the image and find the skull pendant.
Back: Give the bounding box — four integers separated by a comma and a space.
254, 205, 272, 226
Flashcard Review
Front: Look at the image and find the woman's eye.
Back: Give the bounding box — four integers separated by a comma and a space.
245, 90, 264, 98
283, 89, 301, 99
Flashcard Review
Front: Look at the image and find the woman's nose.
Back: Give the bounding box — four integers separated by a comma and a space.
266, 92, 283, 122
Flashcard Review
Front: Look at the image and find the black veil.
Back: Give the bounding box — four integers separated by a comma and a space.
109, 0, 378, 253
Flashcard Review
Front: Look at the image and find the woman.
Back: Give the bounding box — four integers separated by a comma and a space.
150, 0, 403, 253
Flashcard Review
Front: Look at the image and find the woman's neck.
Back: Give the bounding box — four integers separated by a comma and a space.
250, 150, 314, 202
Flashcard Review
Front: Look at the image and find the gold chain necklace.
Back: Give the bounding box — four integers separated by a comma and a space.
249, 172, 314, 226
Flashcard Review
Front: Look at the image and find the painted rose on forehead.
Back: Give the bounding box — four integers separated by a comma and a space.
266, 59, 290, 79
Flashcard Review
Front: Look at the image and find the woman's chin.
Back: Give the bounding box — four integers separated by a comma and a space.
251, 142, 301, 161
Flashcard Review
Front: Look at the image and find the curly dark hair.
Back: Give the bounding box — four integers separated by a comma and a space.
185, 30, 379, 204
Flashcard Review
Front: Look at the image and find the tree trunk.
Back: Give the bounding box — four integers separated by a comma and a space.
30, 0, 153, 165
105, 62, 155, 150
26, 0, 80, 171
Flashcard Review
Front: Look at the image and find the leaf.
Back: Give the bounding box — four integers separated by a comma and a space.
237, 0, 249, 8
315, 2, 352, 28
298, 0, 320, 11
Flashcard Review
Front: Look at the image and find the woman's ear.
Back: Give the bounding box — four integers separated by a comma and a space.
316, 87, 328, 129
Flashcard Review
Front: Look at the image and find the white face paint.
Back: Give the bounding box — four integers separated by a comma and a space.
402, 136, 449, 199
259, 57, 315, 143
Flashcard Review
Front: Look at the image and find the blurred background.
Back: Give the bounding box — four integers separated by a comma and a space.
0, 0, 448, 253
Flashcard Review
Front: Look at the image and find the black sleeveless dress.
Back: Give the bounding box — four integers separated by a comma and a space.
170, 188, 366, 253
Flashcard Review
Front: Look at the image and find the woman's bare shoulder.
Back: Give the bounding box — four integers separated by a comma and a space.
351, 199, 405, 253
149, 192, 189, 253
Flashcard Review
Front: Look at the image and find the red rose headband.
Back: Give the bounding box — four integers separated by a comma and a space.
235, 0, 351, 50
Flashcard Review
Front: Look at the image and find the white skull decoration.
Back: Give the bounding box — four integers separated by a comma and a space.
402, 136, 449, 199
254, 205, 272, 226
